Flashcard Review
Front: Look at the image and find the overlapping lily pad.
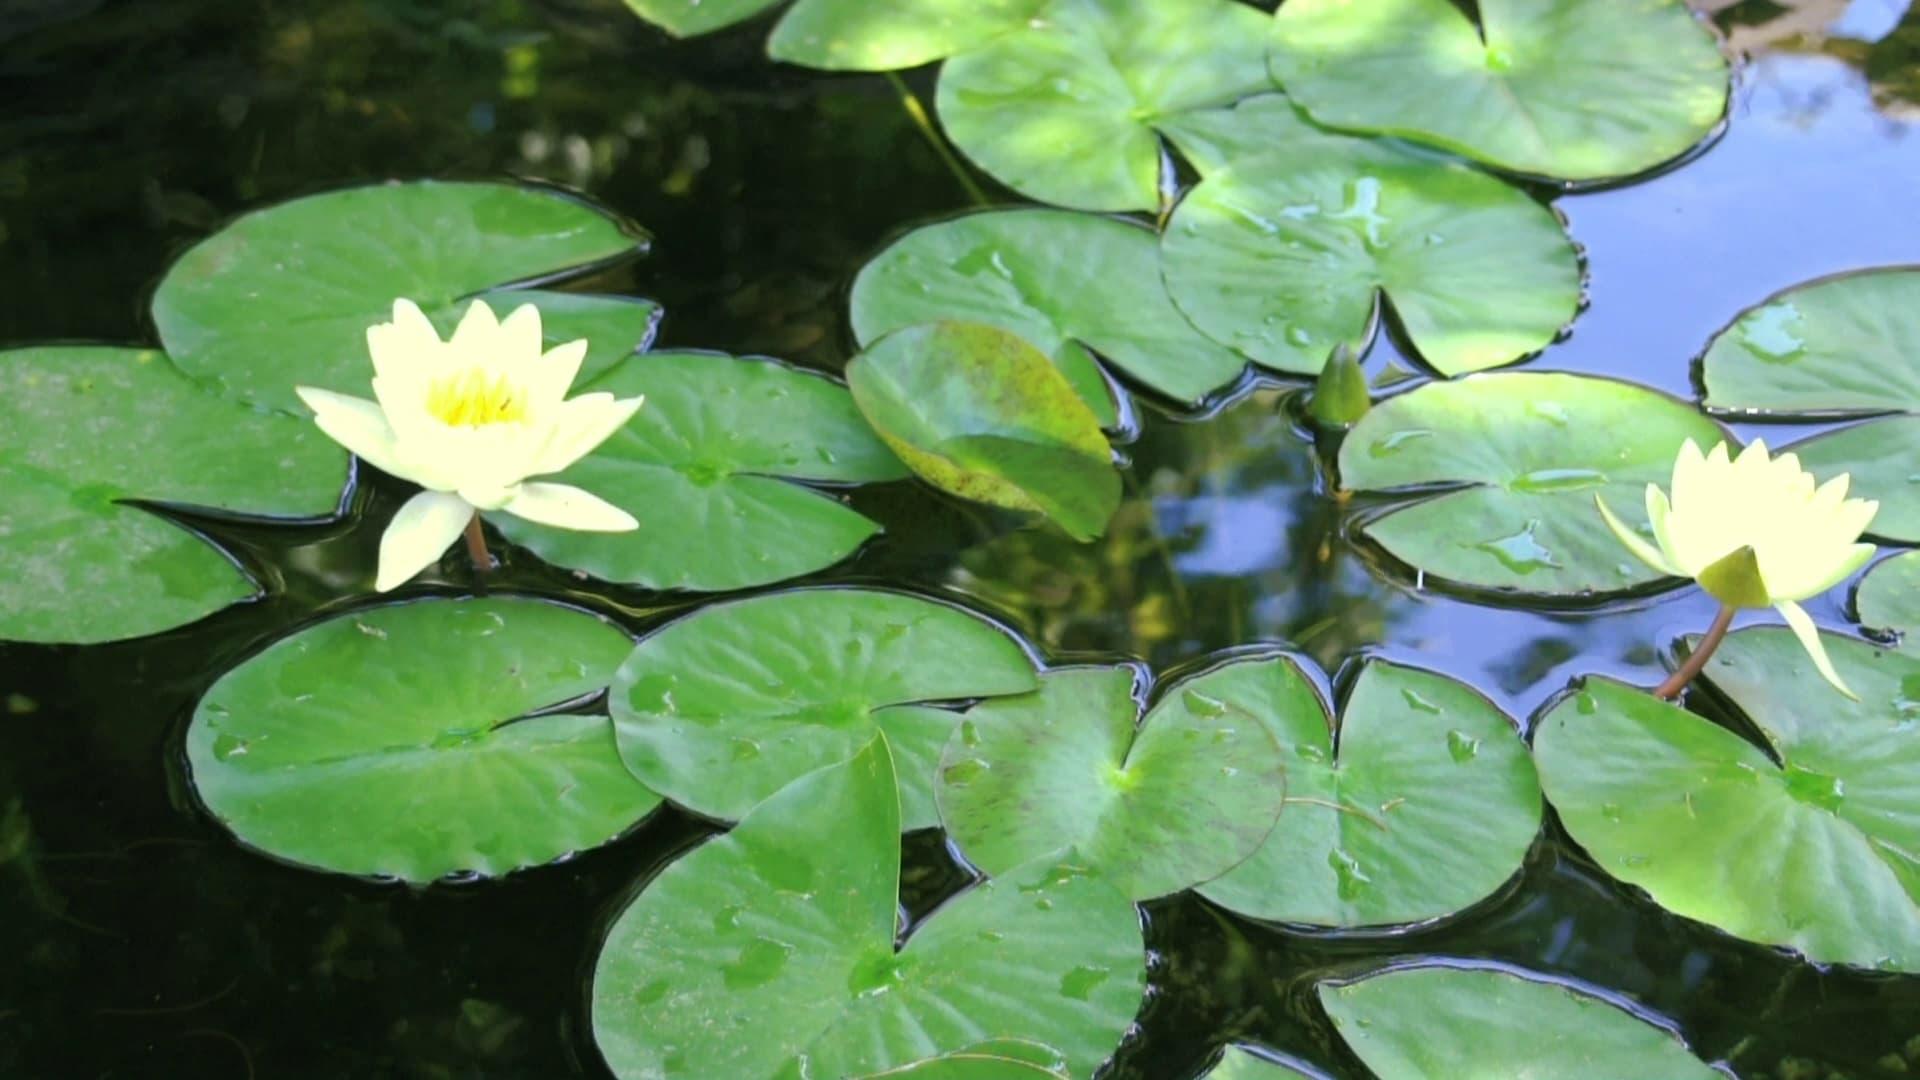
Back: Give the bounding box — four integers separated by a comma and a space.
489, 351, 907, 591
859, 1041, 1069, 1079
1535, 629, 1920, 971
610, 588, 1038, 825
1270, 0, 1730, 183
850, 209, 1243, 406
625, 0, 1040, 71
186, 597, 654, 882
1318, 965, 1722, 1077
151, 180, 651, 413
1161, 138, 1581, 377
1339, 373, 1730, 597
1859, 552, 1920, 647
936, 0, 1274, 211
1193, 657, 1539, 927
1202, 1048, 1323, 1080
590, 739, 1144, 1080
0, 346, 348, 644
848, 322, 1121, 541
936, 664, 1287, 900
1699, 269, 1920, 542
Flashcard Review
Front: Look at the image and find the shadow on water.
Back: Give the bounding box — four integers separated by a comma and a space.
2, 0, 1919, 1075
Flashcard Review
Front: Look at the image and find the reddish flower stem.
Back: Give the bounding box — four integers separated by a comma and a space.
1654, 604, 1735, 701
463, 514, 493, 575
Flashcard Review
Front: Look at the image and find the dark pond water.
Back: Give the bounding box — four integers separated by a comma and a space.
4, 0, 1920, 1076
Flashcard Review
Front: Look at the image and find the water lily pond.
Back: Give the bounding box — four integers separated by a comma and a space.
5, 0, 1920, 1076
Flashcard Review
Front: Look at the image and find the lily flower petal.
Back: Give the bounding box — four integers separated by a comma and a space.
534, 393, 646, 475
502, 482, 638, 532
375, 490, 474, 592
1776, 600, 1858, 701
296, 386, 407, 480
1595, 493, 1678, 576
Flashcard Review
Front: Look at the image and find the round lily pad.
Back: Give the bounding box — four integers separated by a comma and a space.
936, 0, 1274, 211
1859, 552, 1920, 647
1202, 1047, 1325, 1080
1318, 965, 1722, 1078
591, 738, 1144, 1080
770, 0, 1045, 70
1270, 0, 1730, 183
621, 0, 780, 36
1161, 144, 1581, 378
489, 351, 907, 592
186, 597, 655, 882
1193, 657, 1539, 927
1535, 629, 1920, 971
152, 180, 649, 413
850, 209, 1245, 406
610, 588, 1038, 826
848, 322, 1122, 541
0, 347, 348, 644
936, 664, 1287, 900
1338, 373, 1730, 598
1699, 269, 1920, 542
858, 1042, 1069, 1079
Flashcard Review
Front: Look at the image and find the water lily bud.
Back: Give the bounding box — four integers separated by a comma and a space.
1309, 344, 1370, 429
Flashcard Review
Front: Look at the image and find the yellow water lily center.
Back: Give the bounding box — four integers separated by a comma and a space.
1597, 438, 1878, 699
296, 298, 645, 592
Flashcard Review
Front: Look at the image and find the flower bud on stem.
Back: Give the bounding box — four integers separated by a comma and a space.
1653, 604, 1734, 701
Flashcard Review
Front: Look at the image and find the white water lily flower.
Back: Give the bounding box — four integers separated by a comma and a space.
296, 298, 643, 592
1597, 438, 1877, 698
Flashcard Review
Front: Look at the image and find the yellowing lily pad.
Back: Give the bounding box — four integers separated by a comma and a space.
1338, 373, 1730, 598
152, 181, 651, 414
488, 351, 908, 592
186, 597, 656, 882
609, 588, 1038, 825
1270, 0, 1729, 183
0, 346, 348, 644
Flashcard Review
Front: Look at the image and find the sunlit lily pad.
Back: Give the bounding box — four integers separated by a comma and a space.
1859, 552, 1920, 647
848, 322, 1121, 541
769, 0, 1045, 71
857, 1041, 1069, 1079
610, 588, 1038, 825
850, 209, 1243, 406
591, 738, 1144, 1080
1699, 269, 1920, 542
1535, 629, 1920, 971
936, 0, 1273, 211
936, 664, 1287, 900
1338, 373, 1729, 597
186, 597, 655, 882
1161, 142, 1581, 377
1318, 965, 1722, 1077
489, 351, 907, 591
0, 346, 348, 644
152, 180, 650, 413
1270, 0, 1729, 183
1202, 1047, 1327, 1080
1195, 657, 1539, 927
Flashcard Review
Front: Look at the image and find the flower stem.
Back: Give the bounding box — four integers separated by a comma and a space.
1654, 604, 1735, 701
463, 513, 494, 580
884, 71, 990, 208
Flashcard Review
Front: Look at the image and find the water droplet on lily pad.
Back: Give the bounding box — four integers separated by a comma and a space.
1473, 520, 1561, 574
1369, 429, 1433, 458
1183, 690, 1228, 718
1401, 688, 1442, 714
1447, 729, 1481, 762
1329, 847, 1372, 900
1741, 302, 1806, 362
1510, 468, 1607, 494
1059, 965, 1111, 1001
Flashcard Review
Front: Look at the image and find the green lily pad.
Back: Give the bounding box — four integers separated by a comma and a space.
1270, 0, 1730, 183
857, 1041, 1069, 1079
152, 180, 649, 413
1338, 373, 1730, 597
621, 0, 780, 36
936, 0, 1273, 211
1192, 658, 1538, 927
1202, 1047, 1324, 1080
848, 322, 1122, 541
1318, 965, 1722, 1078
489, 351, 907, 592
610, 588, 1038, 825
1535, 629, 1920, 971
936, 664, 1287, 900
590, 738, 1144, 1080
770, 0, 1045, 71
186, 597, 654, 882
0, 346, 348, 644
851, 209, 1245, 406
1699, 269, 1920, 542
1160, 143, 1581, 378
1859, 552, 1920, 647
